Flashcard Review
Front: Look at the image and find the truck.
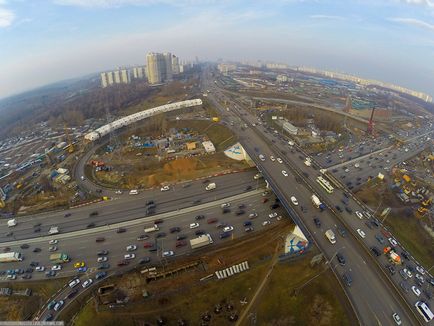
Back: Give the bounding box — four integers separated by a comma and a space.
311, 195, 326, 211
48, 226, 59, 235
304, 157, 312, 166
205, 183, 216, 191
190, 234, 214, 249
253, 173, 262, 180
288, 140, 295, 146
144, 225, 160, 233
325, 229, 336, 244
7, 219, 17, 227
383, 247, 402, 265
49, 253, 70, 264
0, 252, 23, 263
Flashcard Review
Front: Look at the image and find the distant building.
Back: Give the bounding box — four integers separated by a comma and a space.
106, 71, 114, 86
163, 52, 173, 81
120, 69, 130, 84
343, 95, 352, 113
100, 72, 108, 88
186, 142, 197, 150
276, 75, 288, 83
218, 63, 236, 74
282, 121, 298, 135
171, 55, 180, 75
146, 52, 175, 84
132, 66, 145, 79
113, 70, 121, 84
202, 141, 216, 153
266, 63, 288, 70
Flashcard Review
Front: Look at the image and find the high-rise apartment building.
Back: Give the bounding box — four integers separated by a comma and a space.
100, 72, 108, 88
106, 71, 114, 85
113, 70, 121, 84
146, 52, 165, 84
120, 69, 130, 84
171, 55, 180, 75
163, 52, 173, 81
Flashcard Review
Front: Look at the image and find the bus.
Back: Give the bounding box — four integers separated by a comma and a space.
316, 176, 334, 194
415, 301, 434, 322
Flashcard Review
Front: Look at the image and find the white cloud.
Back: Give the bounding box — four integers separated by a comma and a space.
54, 0, 218, 8
309, 14, 346, 21
389, 17, 434, 31
0, 2, 14, 28
397, 0, 434, 8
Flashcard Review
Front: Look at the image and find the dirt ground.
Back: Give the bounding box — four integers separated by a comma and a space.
72, 220, 354, 326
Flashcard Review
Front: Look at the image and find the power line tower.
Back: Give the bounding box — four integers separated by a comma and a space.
367, 106, 376, 136
104, 106, 122, 162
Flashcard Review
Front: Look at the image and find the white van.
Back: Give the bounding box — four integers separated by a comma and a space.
7, 219, 17, 227
129, 189, 138, 195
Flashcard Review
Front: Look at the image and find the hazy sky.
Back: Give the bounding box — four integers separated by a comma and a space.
1, 0, 434, 99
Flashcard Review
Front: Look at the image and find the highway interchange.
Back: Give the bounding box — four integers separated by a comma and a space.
0, 68, 432, 324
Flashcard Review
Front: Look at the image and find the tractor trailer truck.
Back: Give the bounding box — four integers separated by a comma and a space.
49, 253, 70, 264
190, 234, 214, 249
0, 252, 23, 263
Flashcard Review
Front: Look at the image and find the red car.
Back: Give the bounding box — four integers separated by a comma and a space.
154, 219, 163, 224
143, 242, 154, 248
207, 218, 218, 224
176, 240, 187, 248
117, 260, 129, 267
262, 198, 269, 203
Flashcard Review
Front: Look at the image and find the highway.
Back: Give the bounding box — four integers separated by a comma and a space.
1, 171, 263, 242
203, 71, 427, 325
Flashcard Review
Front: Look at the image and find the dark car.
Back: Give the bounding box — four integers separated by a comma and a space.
176, 234, 187, 241
401, 251, 410, 260
32, 248, 41, 253
66, 289, 78, 299
148, 246, 158, 252
22, 274, 32, 279
146, 200, 155, 206
20, 244, 29, 249
34, 227, 41, 233
96, 237, 105, 243
89, 211, 98, 217
45, 271, 56, 277
337, 253, 346, 266
342, 272, 352, 287
235, 210, 245, 216
87, 222, 96, 228
98, 263, 110, 270
337, 226, 347, 237
117, 260, 129, 267
335, 205, 343, 213
371, 246, 381, 257
270, 204, 279, 210
154, 219, 163, 225
313, 218, 321, 228
364, 221, 373, 230
220, 232, 231, 239
238, 204, 246, 209
169, 227, 181, 233
207, 218, 218, 224
375, 234, 385, 244
245, 185, 252, 191
386, 264, 396, 275
176, 240, 187, 248
156, 232, 166, 238
195, 215, 205, 221
30, 262, 39, 267
64, 213, 71, 218
139, 257, 151, 264
116, 228, 126, 233
195, 230, 205, 236
95, 272, 107, 280
345, 206, 353, 214
243, 221, 252, 227
222, 208, 231, 214
44, 314, 54, 322
25, 268, 33, 273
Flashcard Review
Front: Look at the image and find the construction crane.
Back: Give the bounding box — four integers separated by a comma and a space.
64, 124, 74, 153
367, 106, 376, 136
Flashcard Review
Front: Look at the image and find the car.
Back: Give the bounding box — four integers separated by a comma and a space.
97, 250, 109, 256
74, 261, 85, 268
262, 220, 271, 226
97, 256, 108, 263
116, 228, 126, 233
48, 246, 58, 252
44, 314, 54, 322
195, 214, 205, 220
176, 240, 187, 248
404, 268, 413, 278
375, 234, 385, 244
139, 257, 151, 264
399, 281, 410, 293
336, 253, 346, 266
34, 227, 41, 233
335, 205, 343, 212
143, 242, 154, 248
66, 289, 78, 299
270, 203, 279, 209
364, 221, 373, 230
245, 226, 254, 232
415, 265, 425, 275
115, 190, 123, 194
148, 246, 158, 252
243, 221, 252, 227
162, 251, 174, 257
282, 170, 288, 177
82, 279, 93, 288
290, 196, 298, 205
189, 222, 199, 229
30, 261, 39, 267
160, 185, 170, 192
124, 254, 136, 260
117, 260, 129, 266
176, 234, 187, 241
268, 212, 278, 218
219, 232, 231, 239
207, 218, 218, 224
134, 235, 149, 242
195, 230, 205, 236
49, 239, 58, 245
249, 213, 258, 219
235, 209, 245, 216
126, 245, 137, 251
69, 278, 80, 288
270, 156, 275, 161
277, 158, 283, 163
89, 211, 98, 217
392, 313, 402, 325
345, 206, 353, 214
87, 222, 96, 228
35, 266, 45, 272
20, 244, 29, 249
415, 273, 424, 284
400, 251, 410, 260
96, 237, 105, 242
259, 154, 265, 161
386, 264, 396, 275
168, 226, 181, 233
356, 229, 366, 238
337, 226, 347, 237
342, 272, 352, 287
223, 226, 234, 232
154, 219, 163, 224
78, 266, 88, 273
388, 238, 398, 247
51, 265, 62, 271
221, 202, 231, 208
98, 263, 110, 270
399, 269, 408, 280
45, 271, 56, 277
313, 218, 321, 228
156, 232, 166, 238
95, 271, 107, 280
355, 211, 363, 219
371, 246, 381, 257
53, 300, 65, 311
32, 248, 41, 253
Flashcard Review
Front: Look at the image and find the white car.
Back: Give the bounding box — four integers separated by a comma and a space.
270, 156, 275, 162
268, 212, 278, 218
415, 265, 425, 275
35, 266, 45, 272
162, 250, 174, 257
115, 190, 123, 194
124, 253, 136, 260
249, 213, 258, 219
223, 226, 234, 232
404, 268, 413, 278
51, 265, 62, 271
388, 238, 398, 247
189, 222, 199, 229
415, 274, 424, 284
54, 300, 64, 311
356, 229, 366, 238
126, 245, 137, 251
259, 154, 265, 161
221, 202, 231, 208
68, 278, 80, 288
262, 220, 271, 226
7, 275, 16, 280
160, 185, 170, 192
355, 211, 364, 219
411, 286, 421, 297
48, 246, 58, 252
82, 279, 93, 288
277, 158, 283, 164
392, 313, 402, 325
282, 170, 288, 177
290, 196, 298, 206
49, 239, 58, 245
97, 256, 108, 263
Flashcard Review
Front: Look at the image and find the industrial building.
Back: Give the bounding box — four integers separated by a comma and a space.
84, 99, 203, 141
283, 121, 298, 135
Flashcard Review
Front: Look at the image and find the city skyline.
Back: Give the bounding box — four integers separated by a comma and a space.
1, 0, 434, 99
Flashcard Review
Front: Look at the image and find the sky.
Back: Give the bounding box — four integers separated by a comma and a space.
0, 0, 434, 99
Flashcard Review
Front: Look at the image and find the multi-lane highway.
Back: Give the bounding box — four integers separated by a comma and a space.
203, 70, 430, 325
